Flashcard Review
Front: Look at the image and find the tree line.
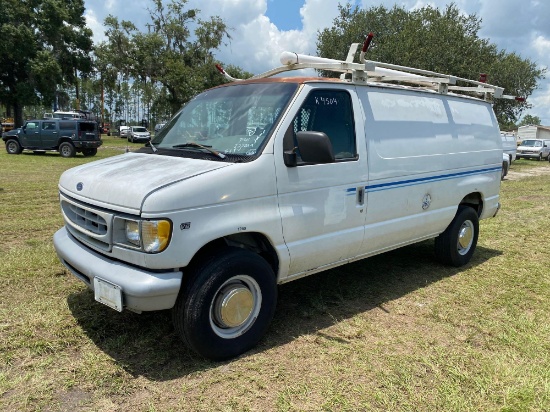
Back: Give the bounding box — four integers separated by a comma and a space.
0, 1, 545, 129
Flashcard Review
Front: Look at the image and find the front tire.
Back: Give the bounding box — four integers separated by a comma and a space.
59, 142, 76, 158
6, 139, 22, 154
172, 248, 277, 361
434, 206, 479, 267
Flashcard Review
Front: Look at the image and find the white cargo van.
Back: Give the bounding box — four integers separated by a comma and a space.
53, 42, 513, 360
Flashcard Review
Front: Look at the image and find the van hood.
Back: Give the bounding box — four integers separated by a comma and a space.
59, 152, 230, 212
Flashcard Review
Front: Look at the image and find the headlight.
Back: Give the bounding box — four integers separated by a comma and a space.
142, 220, 171, 253
121, 218, 172, 253
125, 220, 140, 246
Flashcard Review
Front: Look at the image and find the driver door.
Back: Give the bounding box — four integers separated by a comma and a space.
20, 121, 41, 147
275, 84, 368, 277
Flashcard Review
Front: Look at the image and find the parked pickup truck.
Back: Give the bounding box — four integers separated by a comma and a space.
3, 118, 101, 157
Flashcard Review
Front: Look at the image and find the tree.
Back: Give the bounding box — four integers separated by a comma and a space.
316, 3, 545, 128
99, 0, 236, 117
0, 0, 93, 126
517, 114, 541, 127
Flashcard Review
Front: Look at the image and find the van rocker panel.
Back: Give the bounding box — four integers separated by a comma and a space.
54, 227, 182, 312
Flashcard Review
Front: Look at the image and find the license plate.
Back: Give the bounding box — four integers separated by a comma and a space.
93, 277, 123, 312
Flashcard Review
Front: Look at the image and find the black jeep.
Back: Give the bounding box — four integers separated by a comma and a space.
2, 118, 102, 157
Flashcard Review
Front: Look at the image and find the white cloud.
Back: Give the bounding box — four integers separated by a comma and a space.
533, 35, 550, 57
187, 0, 340, 75
84, 8, 107, 44
82, 0, 550, 124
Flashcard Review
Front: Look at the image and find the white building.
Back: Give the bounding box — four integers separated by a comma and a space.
517, 125, 550, 143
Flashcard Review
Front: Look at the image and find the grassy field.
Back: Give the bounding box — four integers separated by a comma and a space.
1, 138, 549, 411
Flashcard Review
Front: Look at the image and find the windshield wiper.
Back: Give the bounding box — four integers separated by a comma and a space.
172, 142, 226, 159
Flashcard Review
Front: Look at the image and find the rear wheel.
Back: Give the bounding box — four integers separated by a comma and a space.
434, 206, 479, 267
59, 142, 76, 158
6, 139, 22, 154
82, 148, 97, 157
172, 248, 277, 360
501, 161, 508, 180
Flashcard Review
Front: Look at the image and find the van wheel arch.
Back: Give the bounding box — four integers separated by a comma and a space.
184, 233, 279, 283
459, 192, 483, 217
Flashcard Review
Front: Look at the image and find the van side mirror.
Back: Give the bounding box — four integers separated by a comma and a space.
286, 131, 335, 167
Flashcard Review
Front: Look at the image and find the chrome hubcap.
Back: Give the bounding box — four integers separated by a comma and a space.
457, 220, 474, 255
215, 286, 254, 328
210, 275, 261, 339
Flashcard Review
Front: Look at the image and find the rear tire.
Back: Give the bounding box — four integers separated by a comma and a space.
172, 248, 277, 360
434, 206, 479, 267
501, 162, 508, 180
82, 148, 97, 157
59, 142, 76, 158
6, 139, 22, 154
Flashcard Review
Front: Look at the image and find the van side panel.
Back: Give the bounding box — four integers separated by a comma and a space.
357, 87, 500, 254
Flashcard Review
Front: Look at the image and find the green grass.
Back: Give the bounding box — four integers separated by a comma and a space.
1, 148, 549, 411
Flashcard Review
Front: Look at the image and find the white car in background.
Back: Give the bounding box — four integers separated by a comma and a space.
119, 126, 130, 138
516, 138, 550, 161
154, 123, 166, 134
128, 126, 151, 143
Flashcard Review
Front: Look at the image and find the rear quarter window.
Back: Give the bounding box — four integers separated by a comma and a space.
59, 122, 76, 130
79, 122, 97, 132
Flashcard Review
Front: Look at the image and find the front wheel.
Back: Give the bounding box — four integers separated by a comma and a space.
172, 248, 277, 360
434, 206, 479, 267
59, 142, 76, 158
6, 139, 22, 154
538, 153, 543, 161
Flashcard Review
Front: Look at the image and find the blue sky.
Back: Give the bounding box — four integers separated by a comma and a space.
84, 0, 550, 124
266, 0, 303, 30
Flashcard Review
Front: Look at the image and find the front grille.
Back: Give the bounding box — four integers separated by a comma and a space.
60, 195, 114, 251
63, 202, 107, 235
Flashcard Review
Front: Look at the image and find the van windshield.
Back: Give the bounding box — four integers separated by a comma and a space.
152, 82, 298, 159
521, 140, 542, 147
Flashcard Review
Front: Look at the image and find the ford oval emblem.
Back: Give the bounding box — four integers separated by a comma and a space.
76, 182, 83, 191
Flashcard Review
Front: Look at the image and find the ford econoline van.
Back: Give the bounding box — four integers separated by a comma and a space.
516, 138, 550, 160
53, 44, 509, 360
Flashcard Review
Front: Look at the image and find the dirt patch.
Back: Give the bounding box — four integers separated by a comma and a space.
505, 163, 550, 181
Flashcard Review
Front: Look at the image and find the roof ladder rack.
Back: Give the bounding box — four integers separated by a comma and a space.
216, 36, 524, 102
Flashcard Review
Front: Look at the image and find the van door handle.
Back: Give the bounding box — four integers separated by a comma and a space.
356, 187, 365, 206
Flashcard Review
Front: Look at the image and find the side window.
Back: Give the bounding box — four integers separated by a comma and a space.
59, 122, 76, 131
42, 121, 56, 130
25, 122, 39, 130
292, 89, 356, 161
